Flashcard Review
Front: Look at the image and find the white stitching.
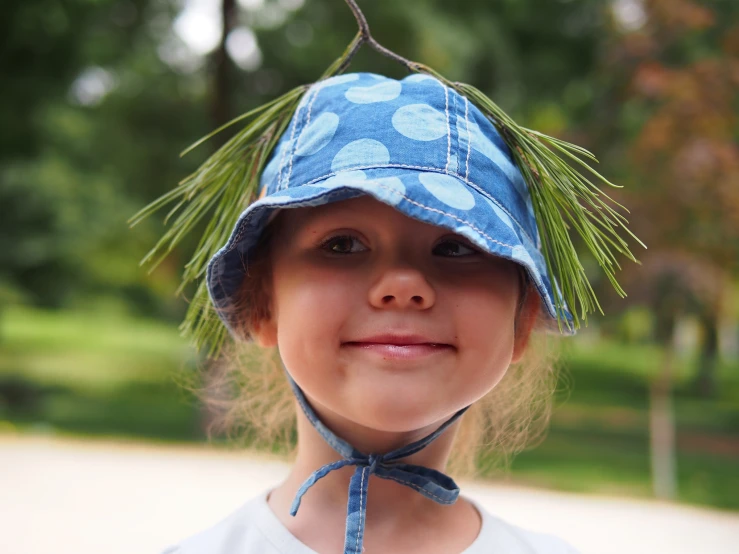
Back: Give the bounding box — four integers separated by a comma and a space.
226, 164, 534, 249
450, 89, 458, 174
275, 130, 292, 191
464, 96, 471, 181
369, 179, 514, 249
226, 175, 516, 254
286, 81, 325, 190
278, 91, 313, 190
355, 467, 368, 554
283, 84, 321, 190
302, 84, 321, 138
295, 163, 535, 246
276, 103, 303, 191
226, 164, 534, 248
443, 83, 451, 173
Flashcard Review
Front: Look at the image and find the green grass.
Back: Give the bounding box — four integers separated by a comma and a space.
0, 305, 202, 441
1, 305, 737, 510
501, 334, 739, 509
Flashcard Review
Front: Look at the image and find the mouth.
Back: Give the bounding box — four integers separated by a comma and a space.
342, 334, 455, 360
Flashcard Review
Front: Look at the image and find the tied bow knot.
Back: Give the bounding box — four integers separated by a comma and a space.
287, 377, 467, 554
367, 453, 380, 473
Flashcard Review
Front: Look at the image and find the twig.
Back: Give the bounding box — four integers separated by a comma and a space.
341, 0, 418, 71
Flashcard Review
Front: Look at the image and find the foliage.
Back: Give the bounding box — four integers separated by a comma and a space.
616, 0, 739, 269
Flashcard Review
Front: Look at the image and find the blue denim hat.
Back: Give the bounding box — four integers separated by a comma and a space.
206, 71, 574, 335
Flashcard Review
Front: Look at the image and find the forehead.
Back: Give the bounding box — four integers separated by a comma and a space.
273, 195, 447, 236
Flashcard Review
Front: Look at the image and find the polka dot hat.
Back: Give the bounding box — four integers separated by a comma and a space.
207, 72, 573, 334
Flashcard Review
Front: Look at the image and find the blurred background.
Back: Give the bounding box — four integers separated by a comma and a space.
1, 0, 738, 546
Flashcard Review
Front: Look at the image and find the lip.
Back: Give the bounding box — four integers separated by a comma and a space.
348, 334, 447, 346
342, 334, 455, 360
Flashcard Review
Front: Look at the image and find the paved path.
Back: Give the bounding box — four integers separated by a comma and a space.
2, 435, 738, 554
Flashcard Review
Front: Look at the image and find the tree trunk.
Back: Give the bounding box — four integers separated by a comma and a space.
649, 276, 680, 501
212, 0, 237, 131
694, 312, 719, 397
650, 342, 678, 500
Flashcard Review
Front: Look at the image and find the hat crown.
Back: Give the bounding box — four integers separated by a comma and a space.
259, 72, 540, 246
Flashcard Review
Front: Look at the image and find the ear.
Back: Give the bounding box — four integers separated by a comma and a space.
251, 313, 278, 348
511, 287, 540, 364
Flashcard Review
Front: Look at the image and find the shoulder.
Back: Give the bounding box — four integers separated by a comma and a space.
471, 501, 581, 554
159, 492, 277, 554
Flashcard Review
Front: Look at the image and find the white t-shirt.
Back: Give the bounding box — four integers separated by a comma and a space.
162, 490, 579, 554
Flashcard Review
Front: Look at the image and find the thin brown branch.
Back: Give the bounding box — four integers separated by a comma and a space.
342, 0, 418, 71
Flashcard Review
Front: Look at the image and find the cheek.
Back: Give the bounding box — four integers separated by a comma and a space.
271, 266, 359, 371
450, 281, 519, 385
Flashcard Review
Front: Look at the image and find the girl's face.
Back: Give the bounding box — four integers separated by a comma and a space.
254, 195, 538, 436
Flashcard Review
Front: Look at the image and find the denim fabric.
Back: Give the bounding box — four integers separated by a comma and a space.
287, 377, 465, 554
207, 72, 575, 338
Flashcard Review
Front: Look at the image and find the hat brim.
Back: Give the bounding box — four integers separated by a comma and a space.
207, 167, 574, 336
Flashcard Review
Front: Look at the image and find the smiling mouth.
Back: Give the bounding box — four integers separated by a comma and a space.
342, 341, 455, 360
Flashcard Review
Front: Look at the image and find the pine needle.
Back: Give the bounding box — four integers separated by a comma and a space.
447, 77, 645, 331
129, 33, 371, 354
129, 85, 307, 353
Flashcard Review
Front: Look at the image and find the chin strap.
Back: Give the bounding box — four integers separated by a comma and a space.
287, 377, 467, 554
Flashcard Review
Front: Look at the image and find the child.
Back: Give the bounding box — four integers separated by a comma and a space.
159, 72, 594, 553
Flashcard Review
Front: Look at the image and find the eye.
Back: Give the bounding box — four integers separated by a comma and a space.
320, 234, 368, 254
433, 238, 479, 257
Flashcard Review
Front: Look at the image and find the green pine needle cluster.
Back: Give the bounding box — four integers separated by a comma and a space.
451, 79, 645, 331
129, 85, 306, 355
131, 30, 643, 354
128, 34, 364, 354
414, 64, 644, 332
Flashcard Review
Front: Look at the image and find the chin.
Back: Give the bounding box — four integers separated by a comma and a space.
347, 391, 461, 434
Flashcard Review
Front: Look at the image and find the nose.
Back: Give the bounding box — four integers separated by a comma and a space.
368, 265, 436, 310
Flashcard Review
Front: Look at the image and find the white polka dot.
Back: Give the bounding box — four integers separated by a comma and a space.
320, 73, 360, 88
468, 121, 525, 191
456, 225, 486, 249
418, 172, 475, 210
345, 81, 401, 104
260, 144, 284, 186
295, 112, 339, 156
483, 197, 516, 233
511, 245, 535, 269
392, 104, 447, 141
291, 185, 329, 195
370, 176, 406, 206
315, 170, 367, 189
331, 139, 390, 172
404, 73, 437, 84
